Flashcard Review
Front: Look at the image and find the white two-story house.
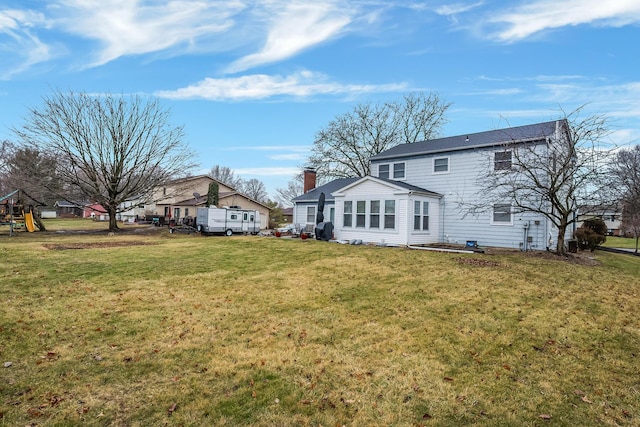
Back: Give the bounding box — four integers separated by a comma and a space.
293, 120, 572, 250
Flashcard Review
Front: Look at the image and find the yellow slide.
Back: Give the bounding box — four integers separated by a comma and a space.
24, 211, 36, 232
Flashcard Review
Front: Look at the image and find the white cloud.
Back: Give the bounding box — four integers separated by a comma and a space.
268, 153, 307, 161
435, 2, 483, 16
223, 145, 310, 152
226, 2, 353, 73
50, 0, 245, 67
489, 0, 640, 42
232, 167, 302, 176
155, 70, 407, 100
0, 9, 52, 78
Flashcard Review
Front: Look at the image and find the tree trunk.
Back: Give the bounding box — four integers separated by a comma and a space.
108, 206, 119, 231
556, 224, 567, 255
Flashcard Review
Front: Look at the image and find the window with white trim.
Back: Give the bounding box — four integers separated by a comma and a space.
343, 201, 353, 227
384, 200, 396, 229
492, 203, 512, 224
413, 201, 429, 231
369, 200, 380, 229
393, 162, 405, 179
378, 164, 390, 179
495, 151, 512, 170
356, 201, 366, 228
306, 206, 316, 223
433, 157, 449, 173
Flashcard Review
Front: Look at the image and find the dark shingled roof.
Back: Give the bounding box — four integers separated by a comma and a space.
293, 176, 441, 203
373, 177, 442, 197
292, 178, 359, 202
370, 120, 564, 161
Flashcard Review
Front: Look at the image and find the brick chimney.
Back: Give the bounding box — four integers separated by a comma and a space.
303, 168, 317, 194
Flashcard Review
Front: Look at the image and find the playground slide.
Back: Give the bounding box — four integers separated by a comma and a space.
24, 211, 36, 232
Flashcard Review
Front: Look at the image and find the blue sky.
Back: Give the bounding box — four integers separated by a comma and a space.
1, 1, 639, 199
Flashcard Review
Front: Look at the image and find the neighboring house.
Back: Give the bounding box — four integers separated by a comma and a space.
54, 201, 107, 219
54, 200, 84, 218
576, 204, 623, 236
281, 207, 293, 223
293, 120, 572, 250
117, 196, 147, 222
148, 175, 271, 229
83, 204, 108, 220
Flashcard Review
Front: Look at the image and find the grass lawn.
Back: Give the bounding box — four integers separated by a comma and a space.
1, 222, 639, 426
601, 236, 639, 251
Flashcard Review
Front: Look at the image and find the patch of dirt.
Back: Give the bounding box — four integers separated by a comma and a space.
488, 247, 601, 266
43, 241, 157, 250
422, 243, 601, 266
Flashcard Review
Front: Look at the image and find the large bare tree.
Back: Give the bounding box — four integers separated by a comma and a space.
208, 165, 244, 189
13, 90, 195, 230
308, 91, 451, 179
275, 173, 303, 207
468, 107, 615, 255
2, 143, 64, 207
611, 145, 640, 252
241, 178, 268, 202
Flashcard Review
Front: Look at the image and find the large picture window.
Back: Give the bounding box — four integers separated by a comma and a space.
343, 201, 353, 227
384, 200, 396, 229
495, 151, 512, 170
492, 203, 512, 224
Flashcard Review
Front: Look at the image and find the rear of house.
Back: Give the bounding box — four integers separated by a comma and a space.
293, 120, 574, 250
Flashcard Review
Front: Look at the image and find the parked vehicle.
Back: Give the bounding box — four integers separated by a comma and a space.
196, 207, 261, 236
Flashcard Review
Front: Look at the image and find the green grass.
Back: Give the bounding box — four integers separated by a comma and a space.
601, 235, 639, 250
1, 224, 639, 426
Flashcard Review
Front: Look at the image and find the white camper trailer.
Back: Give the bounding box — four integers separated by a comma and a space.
196, 207, 261, 236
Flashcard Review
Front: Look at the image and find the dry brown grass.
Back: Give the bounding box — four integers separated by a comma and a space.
1, 229, 639, 426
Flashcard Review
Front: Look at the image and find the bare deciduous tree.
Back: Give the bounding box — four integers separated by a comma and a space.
308, 91, 450, 179
467, 107, 615, 255
275, 173, 303, 206
611, 145, 640, 252
242, 178, 268, 202
2, 144, 64, 207
208, 165, 244, 190
13, 90, 195, 230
